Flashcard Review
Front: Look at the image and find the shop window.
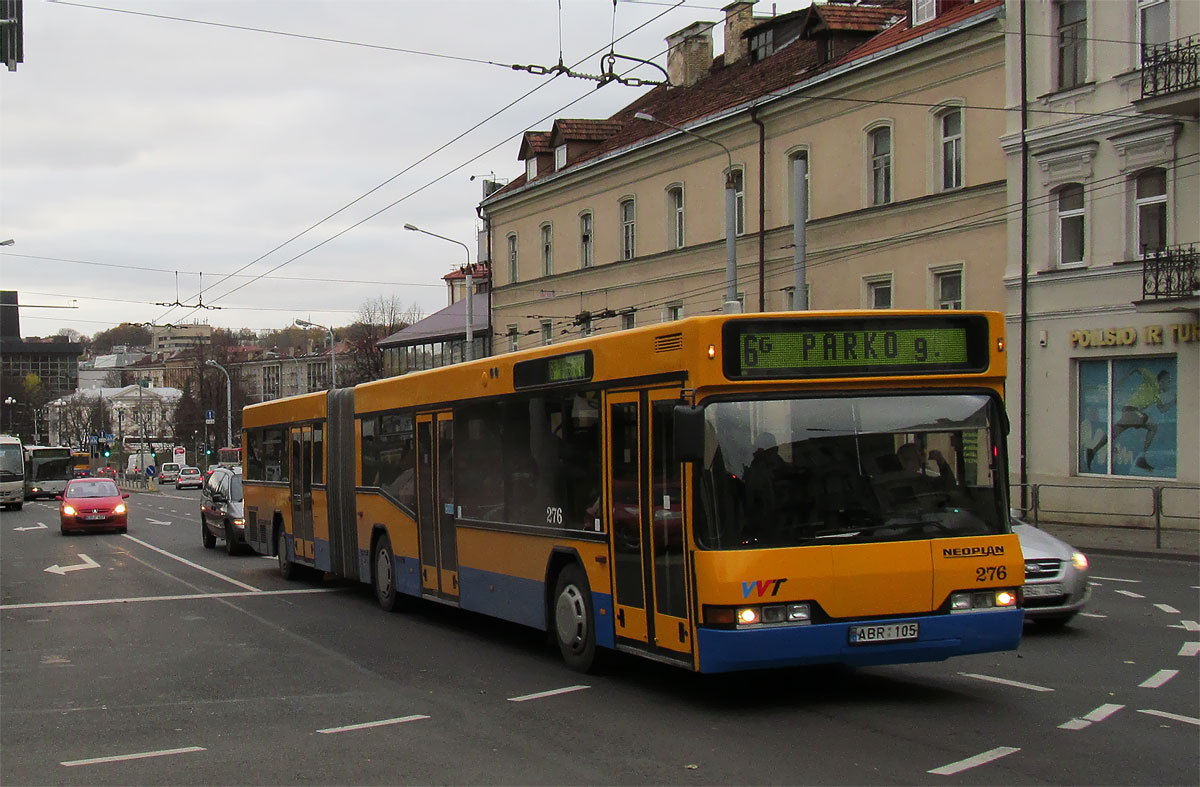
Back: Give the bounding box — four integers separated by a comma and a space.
1079, 357, 1177, 478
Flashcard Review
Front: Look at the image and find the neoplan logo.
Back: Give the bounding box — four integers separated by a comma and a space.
942, 545, 1005, 558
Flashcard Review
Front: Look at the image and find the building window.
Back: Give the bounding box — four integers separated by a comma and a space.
788, 149, 811, 220
663, 302, 683, 322
580, 212, 593, 268
1056, 183, 1086, 266
507, 234, 518, 283
750, 29, 773, 61
1056, 0, 1087, 90
869, 126, 892, 205
540, 320, 553, 346
866, 276, 893, 309
913, 0, 936, 26
620, 310, 635, 330
541, 223, 553, 277
729, 167, 746, 235
668, 186, 685, 249
306, 362, 328, 391
262, 365, 281, 400
939, 108, 963, 190
1138, 0, 1170, 62
525, 157, 537, 181
507, 324, 519, 353
1079, 357, 1177, 478
1134, 168, 1167, 255
934, 269, 963, 310
580, 314, 593, 337
620, 198, 636, 260
555, 143, 567, 171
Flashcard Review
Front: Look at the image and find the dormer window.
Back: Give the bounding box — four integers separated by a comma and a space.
555, 144, 567, 171
913, 0, 935, 26
526, 157, 536, 181
750, 29, 773, 62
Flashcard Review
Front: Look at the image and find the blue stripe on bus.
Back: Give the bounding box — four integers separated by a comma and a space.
696, 609, 1023, 673
315, 538, 330, 573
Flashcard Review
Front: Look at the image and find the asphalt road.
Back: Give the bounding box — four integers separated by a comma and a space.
2, 490, 1196, 786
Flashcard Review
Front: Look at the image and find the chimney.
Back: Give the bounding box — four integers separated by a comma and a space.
666, 21, 715, 88
0, 290, 19, 340
722, 1, 755, 65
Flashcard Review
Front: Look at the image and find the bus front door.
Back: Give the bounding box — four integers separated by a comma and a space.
416, 411, 459, 601
289, 425, 314, 561
605, 388, 692, 660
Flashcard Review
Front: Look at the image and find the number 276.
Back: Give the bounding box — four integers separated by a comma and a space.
976, 565, 1008, 582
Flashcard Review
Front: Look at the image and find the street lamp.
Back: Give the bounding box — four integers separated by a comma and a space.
205, 360, 233, 450
294, 319, 337, 387
405, 222, 476, 361
3, 396, 14, 433
0, 239, 14, 247
634, 111, 740, 313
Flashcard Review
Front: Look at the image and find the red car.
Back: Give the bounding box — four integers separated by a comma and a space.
58, 478, 130, 535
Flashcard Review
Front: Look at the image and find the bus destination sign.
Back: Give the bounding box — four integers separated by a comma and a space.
514, 350, 594, 389
724, 316, 989, 379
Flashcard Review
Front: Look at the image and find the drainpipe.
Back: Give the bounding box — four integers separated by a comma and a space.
751, 106, 767, 312
1019, 1, 1030, 509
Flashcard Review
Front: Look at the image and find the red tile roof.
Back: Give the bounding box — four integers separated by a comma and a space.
807, 2, 903, 34
517, 131, 553, 159
552, 119, 625, 143
830, 0, 1001, 65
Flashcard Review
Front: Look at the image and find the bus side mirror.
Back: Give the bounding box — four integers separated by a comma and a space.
673, 405, 705, 464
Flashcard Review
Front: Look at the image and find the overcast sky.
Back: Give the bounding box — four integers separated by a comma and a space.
1, 0, 815, 339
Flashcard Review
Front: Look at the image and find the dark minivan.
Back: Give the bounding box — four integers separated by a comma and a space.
200, 465, 246, 555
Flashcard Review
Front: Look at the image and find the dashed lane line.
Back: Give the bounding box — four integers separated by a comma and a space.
1059, 703, 1124, 730
1138, 709, 1200, 726
508, 685, 590, 702
1179, 642, 1199, 657
0, 588, 341, 611
1154, 603, 1181, 614
1092, 576, 1141, 583
928, 747, 1020, 776
1139, 669, 1178, 688
1079, 612, 1108, 618
62, 746, 206, 767
958, 673, 1054, 692
1115, 590, 1146, 599
317, 715, 429, 734
1169, 620, 1199, 632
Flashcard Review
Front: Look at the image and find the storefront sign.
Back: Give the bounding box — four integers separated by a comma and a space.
1070, 322, 1199, 348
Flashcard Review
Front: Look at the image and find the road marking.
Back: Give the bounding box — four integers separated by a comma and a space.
62, 746, 206, 767
1169, 620, 1199, 632
317, 715, 429, 734
1092, 576, 1141, 583
508, 685, 590, 702
1079, 612, 1107, 618
958, 673, 1054, 692
1115, 590, 1146, 599
928, 746, 1020, 776
1139, 669, 1178, 688
1154, 603, 1180, 614
1179, 642, 1199, 657
1138, 709, 1200, 726
1060, 703, 1124, 730
44, 554, 101, 575
14, 522, 48, 531
145, 518, 172, 526
121, 533, 259, 591
0, 587, 341, 611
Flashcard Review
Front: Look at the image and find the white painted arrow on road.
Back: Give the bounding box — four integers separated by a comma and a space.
14, 522, 49, 531
45, 554, 100, 575
145, 518, 172, 526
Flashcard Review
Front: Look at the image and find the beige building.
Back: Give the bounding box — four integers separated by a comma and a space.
151, 322, 212, 354
481, 0, 1009, 351
1001, 0, 1198, 526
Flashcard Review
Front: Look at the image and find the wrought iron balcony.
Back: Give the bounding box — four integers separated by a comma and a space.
1141, 36, 1198, 99
1142, 243, 1198, 300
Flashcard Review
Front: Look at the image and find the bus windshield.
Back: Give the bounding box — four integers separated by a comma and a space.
0, 444, 22, 480
28, 450, 72, 483
694, 393, 1006, 549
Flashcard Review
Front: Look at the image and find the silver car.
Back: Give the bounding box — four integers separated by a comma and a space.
1013, 517, 1090, 627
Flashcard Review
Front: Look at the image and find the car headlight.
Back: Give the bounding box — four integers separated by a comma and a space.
1071, 551, 1088, 571
114, 503, 126, 514
62, 505, 76, 516
233, 518, 245, 527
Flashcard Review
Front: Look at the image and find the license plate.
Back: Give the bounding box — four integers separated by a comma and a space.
848, 622, 919, 645
83, 514, 106, 521
1022, 583, 1064, 598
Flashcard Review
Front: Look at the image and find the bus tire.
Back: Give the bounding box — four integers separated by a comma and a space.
202, 521, 216, 549
553, 564, 597, 673
276, 526, 299, 581
373, 533, 400, 612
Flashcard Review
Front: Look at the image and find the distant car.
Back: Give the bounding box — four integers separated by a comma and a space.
1013, 516, 1090, 627
175, 466, 203, 490
201, 465, 246, 555
59, 478, 130, 535
97, 466, 117, 479
159, 462, 181, 484
72, 468, 91, 478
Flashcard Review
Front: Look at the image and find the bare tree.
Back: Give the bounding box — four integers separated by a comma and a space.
340, 296, 422, 386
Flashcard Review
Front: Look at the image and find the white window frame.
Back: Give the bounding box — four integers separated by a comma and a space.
540, 320, 553, 346
939, 106, 963, 191
507, 233, 518, 283
620, 310, 636, 330
1137, 0, 1170, 65
540, 223, 553, 277
864, 274, 893, 309
1056, 183, 1087, 267
667, 184, 685, 249
555, 143, 567, 171
913, 0, 936, 26
786, 147, 811, 221
867, 124, 893, 206
507, 324, 519, 353
579, 211, 593, 268
931, 265, 964, 310
1134, 167, 1168, 256
525, 157, 537, 182
1056, 0, 1088, 90
663, 302, 683, 322
620, 197, 636, 260
580, 315, 593, 337
784, 283, 813, 311
727, 167, 746, 236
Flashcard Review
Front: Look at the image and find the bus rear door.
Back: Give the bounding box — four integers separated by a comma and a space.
605, 388, 692, 662
289, 425, 315, 561
416, 411, 459, 601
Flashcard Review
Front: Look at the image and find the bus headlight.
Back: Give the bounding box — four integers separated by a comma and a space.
950, 589, 1019, 612
738, 607, 759, 625
705, 603, 813, 628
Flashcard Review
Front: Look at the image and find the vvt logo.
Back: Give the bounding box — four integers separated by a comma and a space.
741, 578, 788, 598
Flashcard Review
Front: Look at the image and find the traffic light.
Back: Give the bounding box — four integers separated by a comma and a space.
205, 447, 212, 456
102, 443, 111, 458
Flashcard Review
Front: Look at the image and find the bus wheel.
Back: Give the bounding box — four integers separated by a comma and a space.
553, 564, 597, 673
373, 534, 400, 612
277, 528, 299, 581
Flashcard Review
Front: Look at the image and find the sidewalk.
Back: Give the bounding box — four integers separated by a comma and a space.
1035, 520, 1199, 562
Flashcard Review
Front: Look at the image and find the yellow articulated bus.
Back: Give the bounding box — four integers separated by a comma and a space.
242, 311, 1023, 673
